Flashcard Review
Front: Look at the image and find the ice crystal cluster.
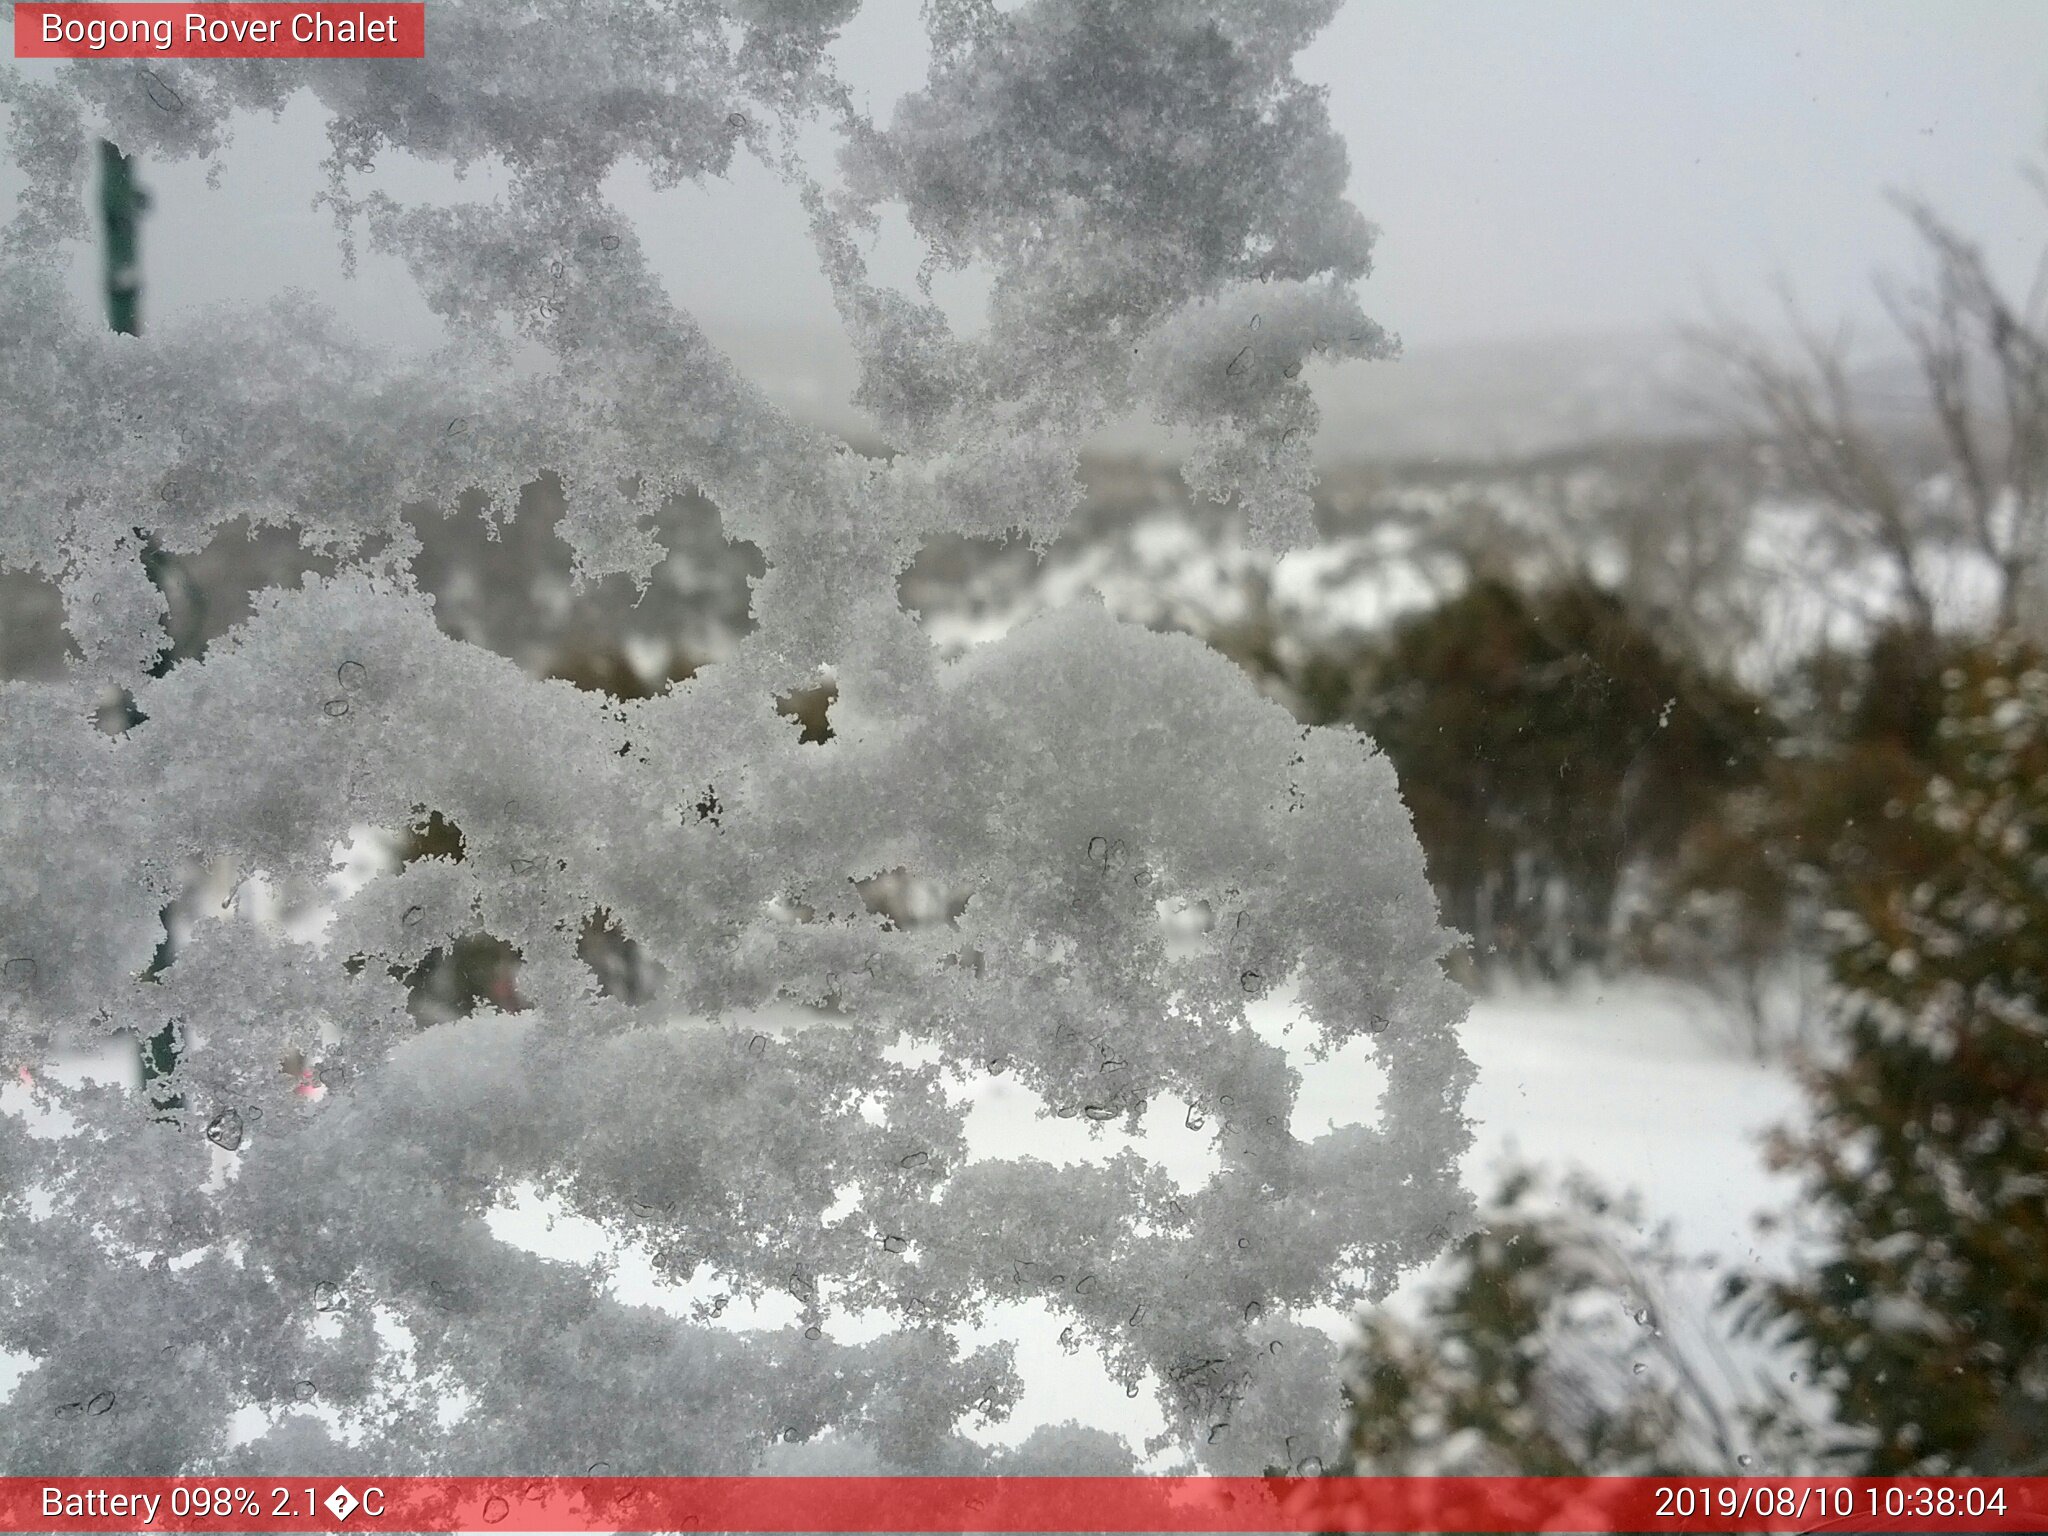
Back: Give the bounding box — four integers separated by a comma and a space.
0, 0, 1471, 1477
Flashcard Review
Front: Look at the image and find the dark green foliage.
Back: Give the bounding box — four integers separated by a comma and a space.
373, 807, 659, 1016
1651, 622, 2006, 1049
775, 680, 838, 744
1344, 636, 2048, 1476
387, 810, 528, 1021
577, 907, 661, 1003
1643, 623, 1966, 1041
398, 807, 467, 865
1340, 578, 1770, 975
1742, 638, 2048, 1472
98, 140, 145, 338
400, 935, 528, 1025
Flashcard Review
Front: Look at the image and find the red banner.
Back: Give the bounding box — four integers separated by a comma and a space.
4, 1477, 2047, 1533
14, 5, 424, 59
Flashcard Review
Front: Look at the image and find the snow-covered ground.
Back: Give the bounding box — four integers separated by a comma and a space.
901, 975, 1807, 1458
967, 976, 1804, 1455
1458, 979, 1803, 1265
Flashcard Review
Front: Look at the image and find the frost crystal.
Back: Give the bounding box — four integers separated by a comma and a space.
1, 0, 1468, 1476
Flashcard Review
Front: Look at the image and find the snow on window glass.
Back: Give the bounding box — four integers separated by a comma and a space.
0, 2, 1469, 1477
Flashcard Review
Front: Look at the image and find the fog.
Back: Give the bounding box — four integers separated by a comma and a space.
6, 0, 2046, 453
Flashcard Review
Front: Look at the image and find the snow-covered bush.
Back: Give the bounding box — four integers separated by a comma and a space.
1736, 637, 2048, 1473
1344, 1167, 1777, 1476
0, 0, 1470, 1476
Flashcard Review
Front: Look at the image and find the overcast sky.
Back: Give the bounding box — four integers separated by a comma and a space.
7, 0, 2047, 357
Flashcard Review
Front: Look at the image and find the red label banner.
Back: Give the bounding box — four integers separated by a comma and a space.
3, 1477, 2047, 1533
15, 5, 424, 59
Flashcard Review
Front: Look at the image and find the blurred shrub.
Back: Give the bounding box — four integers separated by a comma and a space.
1321, 577, 1771, 977
1343, 1168, 1762, 1474
1348, 637, 2048, 1476
1733, 635, 2048, 1472
1648, 622, 1981, 1052
382, 805, 663, 1018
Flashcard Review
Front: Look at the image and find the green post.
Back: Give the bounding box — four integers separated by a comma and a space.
98, 139, 147, 336
100, 137, 182, 1109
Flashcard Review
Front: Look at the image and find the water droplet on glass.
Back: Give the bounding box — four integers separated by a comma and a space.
1267, 1340, 1283, 1355
1207, 1422, 1229, 1442
86, 1391, 116, 1416
987, 1056, 1007, 1075
322, 698, 351, 719
899, 1150, 929, 1169
1294, 1456, 1323, 1477
1125, 1383, 1140, 1398
747, 1033, 768, 1056
803, 1324, 821, 1341
587, 1462, 611, 1478
314, 1281, 344, 1313
4, 957, 36, 985
882, 1234, 908, 1254
53, 1401, 84, 1420
1737, 1455, 1752, 1468
1236, 1237, 1251, 1250
727, 112, 749, 129
139, 69, 184, 113
205, 1110, 244, 1151
336, 661, 368, 691
1185, 1104, 1206, 1131
402, 905, 425, 927
1632, 1307, 1650, 1326
1239, 969, 1261, 993
481, 1496, 509, 1525
1632, 1362, 1646, 1375
600, 234, 621, 251
1074, 1273, 1096, 1294
445, 417, 469, 437
1243, 1301, 1262, 1323
1087, 835, 1109, 866
291, 1379, 316, 1402
1083, 1104, 1117, 1122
